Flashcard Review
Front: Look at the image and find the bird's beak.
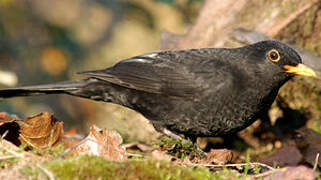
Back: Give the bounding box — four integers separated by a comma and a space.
283, 64, 316, 77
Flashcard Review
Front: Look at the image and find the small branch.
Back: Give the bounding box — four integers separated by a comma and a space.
4, 149, 24, 158
58, 136, 93, 158
182, 162, 275, 171
37, 164, 55, 180
0, 155, 17, 160
313, 153, 319, 171
250, 168, 285, 178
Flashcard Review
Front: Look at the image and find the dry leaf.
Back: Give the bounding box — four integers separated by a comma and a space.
18, 112, 64, 149
168, 149, 234, 166
74, 125, 127, 161
259, 145, 302, 167
191, 149, 233, 165
151, 150, 174, 161
0, 112, 65, 149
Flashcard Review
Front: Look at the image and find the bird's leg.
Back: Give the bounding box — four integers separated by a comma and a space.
259, 111, 272, 132
161, 128, 184, 140
161, 128, 207, 156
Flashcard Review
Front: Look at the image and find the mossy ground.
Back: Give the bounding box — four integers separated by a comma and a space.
155, 138, 202, 159
20, 155, 242, 180
0, 140, 250, 180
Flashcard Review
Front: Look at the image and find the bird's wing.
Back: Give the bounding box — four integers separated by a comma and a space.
78, 52, 207, 97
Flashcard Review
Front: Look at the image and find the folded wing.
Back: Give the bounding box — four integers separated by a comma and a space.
78, 52, 204, 97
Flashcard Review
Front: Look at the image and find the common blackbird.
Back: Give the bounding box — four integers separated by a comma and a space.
0, 41, 316, 140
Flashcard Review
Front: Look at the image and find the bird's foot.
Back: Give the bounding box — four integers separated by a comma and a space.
161, 128, 207, 156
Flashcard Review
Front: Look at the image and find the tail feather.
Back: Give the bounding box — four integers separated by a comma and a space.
0, 79, 89, 99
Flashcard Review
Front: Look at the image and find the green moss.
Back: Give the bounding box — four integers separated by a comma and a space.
311, 120, 321, 133
21, 155, 241, 180
155, 138, 201, 159
0, 156, 19, 169
20, 144, 66, 158
0, 146, 21, 168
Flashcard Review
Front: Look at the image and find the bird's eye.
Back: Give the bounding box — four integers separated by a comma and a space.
267, 49, 280, 62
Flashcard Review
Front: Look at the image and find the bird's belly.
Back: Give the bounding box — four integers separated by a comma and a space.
158, 93, 275, 137
124, 87, 278, 137
162, 102, 261, 137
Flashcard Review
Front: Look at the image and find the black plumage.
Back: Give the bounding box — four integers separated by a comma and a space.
0, 41, 315, 139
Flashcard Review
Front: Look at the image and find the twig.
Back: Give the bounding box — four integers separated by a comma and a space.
182, 162, 275, 171
37, 164, 55, 180
250, 168, 287, 178
313, 153, 319, 171
251, 167, 301, 179
4, 149, 24, 158
0, 139, 25, 157
62, 134, 84, 141
0, 155, 17, 160
58, 136, 94, 158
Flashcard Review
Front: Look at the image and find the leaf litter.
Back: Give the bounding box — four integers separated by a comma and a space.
0, 111, 320, 179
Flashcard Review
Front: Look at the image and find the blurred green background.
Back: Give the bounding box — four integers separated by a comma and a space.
0, 0, 203, 142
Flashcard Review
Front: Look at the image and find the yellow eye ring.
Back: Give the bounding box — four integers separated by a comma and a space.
267, 49, 280, 62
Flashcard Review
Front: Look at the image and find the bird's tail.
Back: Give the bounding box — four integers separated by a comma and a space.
0, 78, 91, 99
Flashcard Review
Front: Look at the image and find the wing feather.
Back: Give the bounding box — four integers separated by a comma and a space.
78, 53, 202, 97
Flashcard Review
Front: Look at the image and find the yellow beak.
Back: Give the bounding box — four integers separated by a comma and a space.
283, 64, 316, 77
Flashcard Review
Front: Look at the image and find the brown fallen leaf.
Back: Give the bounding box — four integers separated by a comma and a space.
170, 149, 233, 166
151, 150, 174, 161
0, 112, 65, 149
18, 112, 64, 149
263, 166, 317, 180
259, 145, 302, 167
73, 125, 127, 161
191, 149, 234, 165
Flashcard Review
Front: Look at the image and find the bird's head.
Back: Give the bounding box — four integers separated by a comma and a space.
245, 40, 316, 79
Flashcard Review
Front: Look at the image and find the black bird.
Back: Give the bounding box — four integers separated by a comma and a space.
0, 41, 316, 141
